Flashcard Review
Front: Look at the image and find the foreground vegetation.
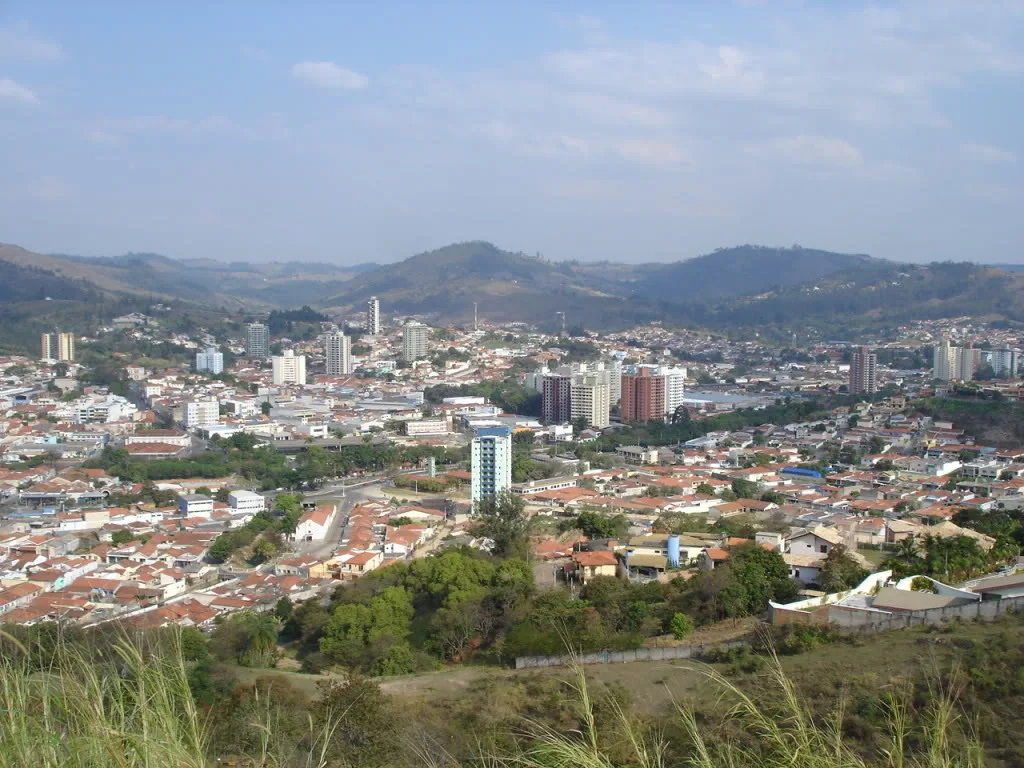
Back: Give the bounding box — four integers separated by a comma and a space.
6, 614, 1024, 767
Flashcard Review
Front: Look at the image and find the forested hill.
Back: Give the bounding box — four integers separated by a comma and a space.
3, 239, 1024, 337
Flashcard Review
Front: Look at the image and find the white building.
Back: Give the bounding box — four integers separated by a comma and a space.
74, 394, 138, 424
228, 490, 266, 514
183, 400, 219, 428
570, 374, 610, 428
368, 296, 385, 335
988, 347, 1020, 378
177, 494, 214, 517
402, 321, 429, 362
272, 350, 306, 385
195, 347, 224, 374
471, 427, 513, 504
404, 418, 451, 436
324, 332, 353, 376
294, 504, 336, 541
656, 365, 687, 417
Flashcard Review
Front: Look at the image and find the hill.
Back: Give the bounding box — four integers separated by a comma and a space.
628, 244, 891, 302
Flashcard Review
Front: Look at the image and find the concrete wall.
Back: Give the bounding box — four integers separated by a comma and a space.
515, 640, 748, 669
771, 594, 1024, 631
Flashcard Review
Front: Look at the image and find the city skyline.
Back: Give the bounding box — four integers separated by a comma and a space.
0, 3, 1021, 266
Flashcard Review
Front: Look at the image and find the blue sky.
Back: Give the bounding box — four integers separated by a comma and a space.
0, 1, 1022, 265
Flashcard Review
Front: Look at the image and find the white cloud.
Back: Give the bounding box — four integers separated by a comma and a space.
0, 23, 63, 61
747, 135, 864, 168
962, 142, 1017, 164
0, 77, 39, 105
291, 61, 369, 90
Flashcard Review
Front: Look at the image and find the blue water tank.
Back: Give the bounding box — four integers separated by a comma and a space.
667, 535, 680, 568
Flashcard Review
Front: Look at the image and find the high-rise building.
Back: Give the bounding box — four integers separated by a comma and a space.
656, 365, 687, 417
245, 323, 270, 358
366, 297, 381, 336
402, 320, 429, 362
848, 347, 878, 394
471, 426, 512, 505
271, 350, 306, 385
41, 332, 75, 362
620, 367, 666, 423
990, 347, 1020, 378
956, 343, 977, 382
570, 374, 610, 428
932, 339, 956, 381
324, 332, 353, 376
542, 374, 573, 424
195, 347, 224, 374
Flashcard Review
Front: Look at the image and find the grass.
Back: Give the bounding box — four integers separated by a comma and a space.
0, 620, 1012, 767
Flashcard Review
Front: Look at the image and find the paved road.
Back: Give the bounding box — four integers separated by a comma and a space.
293, 480, 385, 559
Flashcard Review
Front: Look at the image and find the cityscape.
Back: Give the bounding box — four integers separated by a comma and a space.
1, 2, 1023, 767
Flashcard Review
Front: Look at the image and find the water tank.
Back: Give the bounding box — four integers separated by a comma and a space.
667, 535, 681, 568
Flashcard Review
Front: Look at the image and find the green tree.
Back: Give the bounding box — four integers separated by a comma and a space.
274, 596, 294, 622
816, 544, 869, 593
312, 677, 398, 768
110, 528, 137, 547
670, 612, 694, 640
473, 490, 532, 559
567, 509, 629, 539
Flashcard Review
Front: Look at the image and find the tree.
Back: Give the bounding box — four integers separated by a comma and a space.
731, 478, 760, 499
110, 528, 137, 547
249, 537, 276, 565
669, 612, 693, 640
817, 544, 869, 593
214, 487, 231, 503
696, 482, 716, 496
260, 401, 272, 416
567, 509, 629, 540
671, 405, 691, 426
473, 490, 532, 559
274, 596, 294, 622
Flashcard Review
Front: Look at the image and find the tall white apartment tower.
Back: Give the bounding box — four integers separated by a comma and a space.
271, 350, 306, 385
932, 339, 956, 381
324, 332, 353, 376
366, 297, 381, 336
570, 374, 611, 428
656, 365, 688, 418
402, 320, 429, 362
471, 427, 513, 505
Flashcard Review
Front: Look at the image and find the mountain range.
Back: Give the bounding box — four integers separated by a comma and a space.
1, 240, 1023, 349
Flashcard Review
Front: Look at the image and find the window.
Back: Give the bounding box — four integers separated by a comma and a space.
820, 544, 828, 553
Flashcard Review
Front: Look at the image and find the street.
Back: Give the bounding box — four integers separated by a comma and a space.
292, 479, 385, 559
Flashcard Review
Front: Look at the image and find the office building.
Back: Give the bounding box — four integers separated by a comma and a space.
366, 296, 381, 335
245, 322, 270, 358
471, 426, 512, 505
183, 400, 219, 428
195, 347, 224, 374
656, 365, 687, 416
402, 320, 429, 362
324, 332, 353, 375
620, 367, 666, 423
848, 347, 878, 394
41, 332, 75, 362
542, 374, 573, 424
271, 350, 306, 385
570, 374, 610, 428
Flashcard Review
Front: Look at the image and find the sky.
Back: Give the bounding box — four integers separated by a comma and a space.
0, 1, 1022, 266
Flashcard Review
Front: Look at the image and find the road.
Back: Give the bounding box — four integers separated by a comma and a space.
292, 479, 385, 559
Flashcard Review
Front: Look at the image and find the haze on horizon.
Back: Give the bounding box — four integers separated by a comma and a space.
0, 2, 1021, 267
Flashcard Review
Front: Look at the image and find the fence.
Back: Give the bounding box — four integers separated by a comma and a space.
771, 594, 1024, 632
514, 639, 748, 669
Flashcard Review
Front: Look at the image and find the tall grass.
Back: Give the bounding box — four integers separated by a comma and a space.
0, 633, 206, 768
0, 630, 990, 768
507, 646, 986, 768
